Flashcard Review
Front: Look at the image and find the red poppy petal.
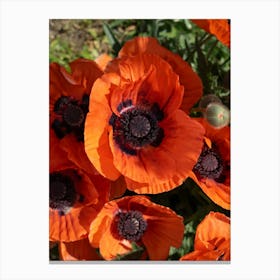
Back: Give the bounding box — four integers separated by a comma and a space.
119, 37, 203, 112
109, 78, 143, 117
195, 211, 230, 251
50, 129, 74, 172
69, 58, 103, 93
180, 249, 221, 261
192, 20, 230, 48
142, 215, 184, 260
88, 201, 118, 247
108, 54, 184, 117
109, 176, 127, 200
191, 20, 211, 32
209, 20, 230, 47
78, 205, 99, 233
50, 62, 85, 105
95, 53, 112, 71
189, 172, 230, 210
59, 238, 102, 260
85, 110, 120, 180
59, 135, 100, 176
85, 73, 122, 180
49, 208, 88, 242
204, 178, 230, 210
99, 227, 132, 260
127, 195, 177, 218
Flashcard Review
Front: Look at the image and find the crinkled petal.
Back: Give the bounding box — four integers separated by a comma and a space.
194, 211, 230, 251
69, 58, 103, 93
108, 54, 183, 117
189, 172, 230, 210
59, 238, 102, 260
118, 37, 203, 112
95, 53, 113, 71
49, 207, 87, 242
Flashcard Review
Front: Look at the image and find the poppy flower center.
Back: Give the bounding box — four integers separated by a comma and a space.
193, 146, 224, 181
63, 104, 85, 127
109, 100, 164, 155
50, 181, 66, 200
201, 154, 219, 172
116, 210, 147, 242
52, 94, 89, 141
49, 172, 77, 212
130, 115, 151, 138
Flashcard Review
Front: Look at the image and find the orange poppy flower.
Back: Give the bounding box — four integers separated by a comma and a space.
50, 58, 103, 143
84, 53, 205, 194
88, 195, 184, 260
180, 211, 230, 261
191, 19, 230, 48
59, 238, 102, 261
111, 36, 203, 113
49, 130, 110, 242
189, 118, 230, 209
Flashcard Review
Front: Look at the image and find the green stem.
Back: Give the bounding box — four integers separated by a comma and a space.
206, 39, 218, 59
186, 33, 213, 62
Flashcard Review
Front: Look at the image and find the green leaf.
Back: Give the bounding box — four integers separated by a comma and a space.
102, 22, 121, 55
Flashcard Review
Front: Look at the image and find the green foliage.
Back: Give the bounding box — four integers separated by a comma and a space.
168, 220, 197, 260
49, 39, 74, 71
49, 243, 60, 260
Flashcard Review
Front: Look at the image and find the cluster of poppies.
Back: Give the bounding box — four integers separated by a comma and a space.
49, 19, 230, 261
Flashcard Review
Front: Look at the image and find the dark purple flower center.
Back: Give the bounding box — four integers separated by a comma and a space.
49, 172, 77, 214
193, 145, 224, 181
130, 115, 151, 138
51, 94, 89, 141
116, 210, 147, 242
63, 104, 85, 127
109, 100, 164, 155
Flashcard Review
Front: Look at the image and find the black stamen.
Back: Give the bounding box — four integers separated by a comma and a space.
54, 96, 70, 113
58, 210, 65, 216
49, 172, 77, 211
82, 94, 89, 105
51, 119, 69, 139
78, 194, 84, 203
109, 113, 117, 126
151, 103, 164, 121
117, 99, 133, 112
151, 127, 164, 147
